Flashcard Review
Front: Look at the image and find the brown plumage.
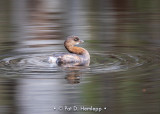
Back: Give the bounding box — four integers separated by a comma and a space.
49, 36, 90, 66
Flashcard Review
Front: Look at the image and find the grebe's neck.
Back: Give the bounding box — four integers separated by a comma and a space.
66, 46, 87, 55
64, 42, 89, 56
64, 41, 90, 63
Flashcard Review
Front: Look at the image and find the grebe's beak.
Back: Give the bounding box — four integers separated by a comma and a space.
80, 40, 84, 43
76, 40, 84, 45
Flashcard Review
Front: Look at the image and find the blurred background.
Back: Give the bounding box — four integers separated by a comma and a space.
0, 0, 160, 114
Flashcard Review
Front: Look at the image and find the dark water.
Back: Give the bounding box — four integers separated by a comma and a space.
0, 0, 160, 114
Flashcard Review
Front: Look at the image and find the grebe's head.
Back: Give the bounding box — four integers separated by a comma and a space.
65, 36, 84, 46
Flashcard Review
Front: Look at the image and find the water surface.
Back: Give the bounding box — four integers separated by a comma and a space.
0, 0, 160, 114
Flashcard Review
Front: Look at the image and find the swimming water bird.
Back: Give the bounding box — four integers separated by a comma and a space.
48, 36, 90, 66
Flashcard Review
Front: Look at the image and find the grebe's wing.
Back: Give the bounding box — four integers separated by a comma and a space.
57, 54, 81, 64
48, 53, 68, 63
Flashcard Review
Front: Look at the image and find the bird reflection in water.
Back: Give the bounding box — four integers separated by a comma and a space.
65, 71, 81, 84
62, 65, 89, 84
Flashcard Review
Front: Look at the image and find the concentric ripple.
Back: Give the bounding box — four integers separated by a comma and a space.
0, 49, 160, 76
89, 52, 141, 73
0, 54, 60, 75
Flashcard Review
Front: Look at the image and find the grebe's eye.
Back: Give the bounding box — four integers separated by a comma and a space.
74, 38, 79, 41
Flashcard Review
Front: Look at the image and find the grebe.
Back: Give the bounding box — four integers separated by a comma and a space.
48, 36, 90, 66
